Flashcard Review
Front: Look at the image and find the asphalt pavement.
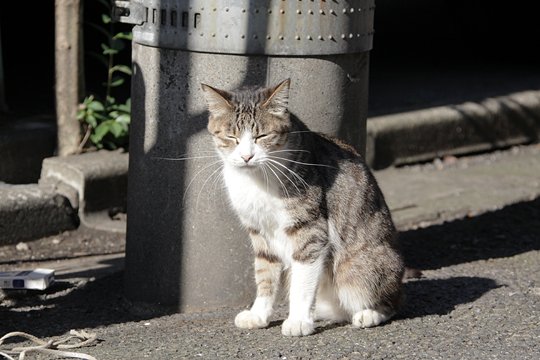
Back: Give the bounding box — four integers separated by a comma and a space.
1, 144, 539, 360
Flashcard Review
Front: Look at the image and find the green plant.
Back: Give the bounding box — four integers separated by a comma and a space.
77, 0, 132, 151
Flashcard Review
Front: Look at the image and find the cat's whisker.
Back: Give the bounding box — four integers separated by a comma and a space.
264, 167, 270, 193
210, 168, 228, 209
268, 149, 311, 155
266, 158, 309, 191
268, 155, 337, 170
155, 150, 217, 157
258, 162, 270, 193
264, 162, 290, 199
152, 154, 220, 162
275, 164, 309, 190
195, 164, 224, 211
182, 159, 223, 205
266, 161, 301, 197
267, 149, 311, 161
288, 130, 317, 135
211, 166, 226, 194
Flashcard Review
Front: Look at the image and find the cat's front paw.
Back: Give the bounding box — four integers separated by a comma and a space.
234, 310, 269, 329
352, 309, 390, 328
281, 318, 315, 336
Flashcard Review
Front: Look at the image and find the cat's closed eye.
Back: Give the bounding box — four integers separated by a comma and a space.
226, 135, 240, 144
213, 134, 239, 148
254, 134, 269, 142
255, 132, 282, 143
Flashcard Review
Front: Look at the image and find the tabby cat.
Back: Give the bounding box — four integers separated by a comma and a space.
201, 79, 404, 336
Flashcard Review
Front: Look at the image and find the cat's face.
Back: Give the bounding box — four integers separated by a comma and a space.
201, 79, 291, 169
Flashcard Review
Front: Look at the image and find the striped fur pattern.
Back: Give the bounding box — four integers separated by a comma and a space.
201, 79, 404, 336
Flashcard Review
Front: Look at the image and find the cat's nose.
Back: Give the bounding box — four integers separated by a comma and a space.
241, 154, 254, 163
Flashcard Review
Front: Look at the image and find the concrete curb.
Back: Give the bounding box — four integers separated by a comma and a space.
366, 90, 540, 169
39, 149, 129, 233
0, 150, 129, 246
0, 183, 78, 244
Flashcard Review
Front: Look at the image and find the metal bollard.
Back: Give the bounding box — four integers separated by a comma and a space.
116, 0, 375, 311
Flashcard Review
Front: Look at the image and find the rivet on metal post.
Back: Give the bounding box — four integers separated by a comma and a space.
113, 0, 146, 25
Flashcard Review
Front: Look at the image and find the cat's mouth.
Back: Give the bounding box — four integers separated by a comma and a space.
239, 162, 258, 169
231, 160, 260, 169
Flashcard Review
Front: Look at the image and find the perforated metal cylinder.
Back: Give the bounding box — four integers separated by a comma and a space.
119, 0, 373, 311
118, 0, 375, 55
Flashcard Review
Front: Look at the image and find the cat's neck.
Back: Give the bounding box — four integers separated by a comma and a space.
223, 162, 283, 197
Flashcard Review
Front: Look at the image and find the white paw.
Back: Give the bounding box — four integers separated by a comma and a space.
234, 310, 269, 329
281, 318, 315, 336
352, 309, 389, 328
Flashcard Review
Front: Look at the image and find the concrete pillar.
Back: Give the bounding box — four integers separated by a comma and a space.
120, 0, 373, 312
125, 47, 265, 311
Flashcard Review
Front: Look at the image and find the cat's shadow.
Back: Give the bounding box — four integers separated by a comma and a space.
267, 320, 284, 329
266, 319, 346, 334
399, 199, 540, 270
268, 275, 499, 334
397, 276, 499, 320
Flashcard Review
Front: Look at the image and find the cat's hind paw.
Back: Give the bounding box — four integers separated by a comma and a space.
352, 309, 390, 328
281, 318, 315, 336
234, 310, 269, 329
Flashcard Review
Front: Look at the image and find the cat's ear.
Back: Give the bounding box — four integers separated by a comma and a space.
201, 83, 233, 117
262, 78, 290, 116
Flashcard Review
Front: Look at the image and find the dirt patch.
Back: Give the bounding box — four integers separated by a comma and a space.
0, 226, 125, 270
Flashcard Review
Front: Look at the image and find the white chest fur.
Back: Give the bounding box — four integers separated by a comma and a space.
223, 165, 293, 263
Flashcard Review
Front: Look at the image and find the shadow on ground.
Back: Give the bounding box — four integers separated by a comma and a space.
1, 198, 538, 338
399, 276, 499, 320
0, 256, 174, 338
399, 197, 540, 270
1, 277, 149, 339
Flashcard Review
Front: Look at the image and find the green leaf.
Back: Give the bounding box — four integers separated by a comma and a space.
103, 48, 119, 55
94, 112, 108, 122
113, 32, 133, 41
88, 100, 105, 111
115, 114, 130, 125
93, 121, 113, 142
109, 121, 124, 137
105, 96, 115, 105
83, 95, 95, 105
111, 65, 132, 75
102, 14, 112, 24
90, 134, 104, 149
110, 77, 125, 87
86, 114, 98, 128
109, 110, 120, 118
77, 110, 86, 121
115, 103, 130, 113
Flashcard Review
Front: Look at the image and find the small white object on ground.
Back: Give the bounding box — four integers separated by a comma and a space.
0, 268, 55, 290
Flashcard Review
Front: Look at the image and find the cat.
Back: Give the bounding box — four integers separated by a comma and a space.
201, 79, 404, 336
